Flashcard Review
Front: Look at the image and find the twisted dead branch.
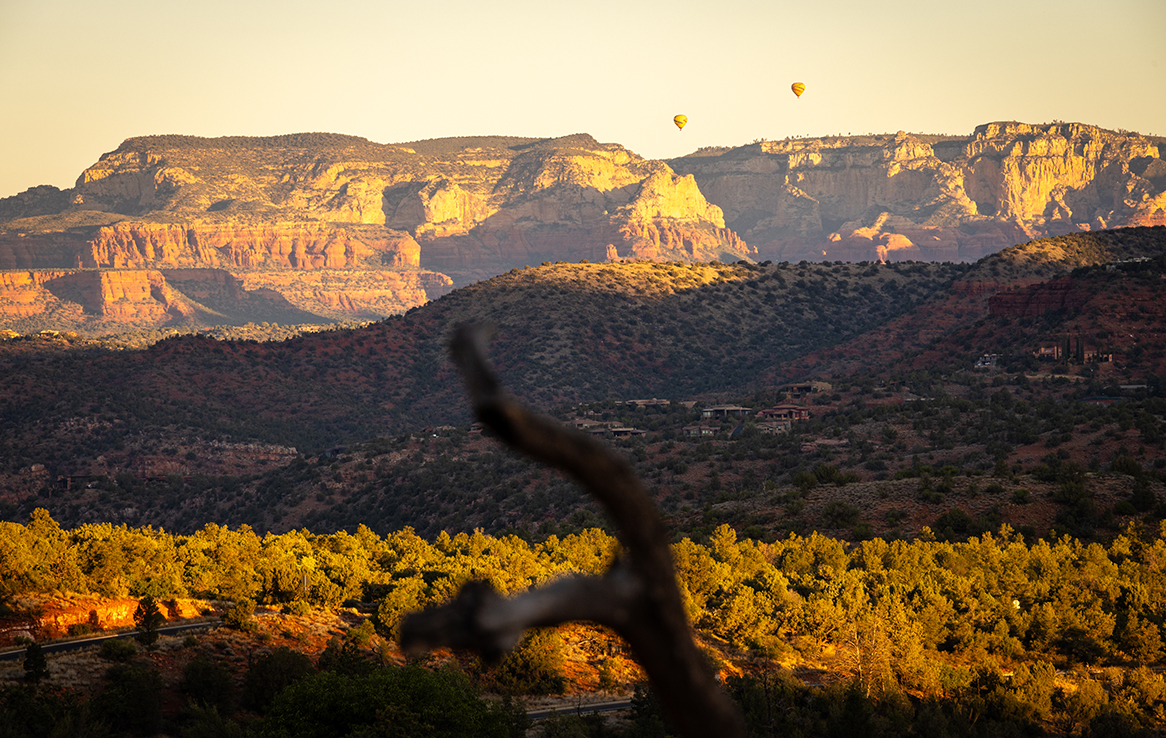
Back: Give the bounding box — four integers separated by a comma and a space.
399, 324, 745, 738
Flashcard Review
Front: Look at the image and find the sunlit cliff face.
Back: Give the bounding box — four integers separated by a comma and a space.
671, 123, 1165, 264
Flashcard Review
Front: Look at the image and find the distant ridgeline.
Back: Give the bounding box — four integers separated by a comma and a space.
0, 121, 1161, 333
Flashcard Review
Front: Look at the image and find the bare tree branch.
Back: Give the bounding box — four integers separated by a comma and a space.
400, 323, 745, 738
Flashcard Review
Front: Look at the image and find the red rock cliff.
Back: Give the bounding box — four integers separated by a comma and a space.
80, 222, 420, 270
671, 123, 1166, 264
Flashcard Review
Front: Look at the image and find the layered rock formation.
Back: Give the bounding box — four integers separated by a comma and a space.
3, 594, 208, 643
670, 122, 1165, 263
79, 222, 421, 270
0, 270, 76, 318
1, 123, 1161, 332
0, 133, 750, 331
63, 131, 751, 285
0, 269, 214, 326
0, 266, 438, 330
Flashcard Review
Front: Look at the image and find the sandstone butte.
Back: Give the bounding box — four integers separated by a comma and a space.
0, 123, 1163, 333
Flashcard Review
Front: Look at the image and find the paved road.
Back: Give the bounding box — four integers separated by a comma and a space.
0, 620, 219, 662
527, 699, 633, 720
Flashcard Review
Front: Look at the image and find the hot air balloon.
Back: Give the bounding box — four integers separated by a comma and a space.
673, 114, 687, 131
791, 82, 805, 98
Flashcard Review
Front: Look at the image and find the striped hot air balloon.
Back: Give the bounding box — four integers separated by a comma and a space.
673, 114, 687, 130
791, 82, 806, 98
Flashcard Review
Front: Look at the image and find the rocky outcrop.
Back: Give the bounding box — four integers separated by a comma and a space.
0, 270, 76, 318
230, 269, 453, 320
612, 170, 749, 260
386, 178, 489, 237
988, 277, 1094, 317
80, 222, 421, 270
4, 594, 209, 643
0, 266, 451, 330
417, 164, 754, 282
671, 123, 1165, 263
395, 140, 751, 282
0, 232, 88, 270
0, 269, 200, 323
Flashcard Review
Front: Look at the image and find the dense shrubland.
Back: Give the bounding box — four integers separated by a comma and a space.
4, 511, 1166, 672
3, 511, 1166, 735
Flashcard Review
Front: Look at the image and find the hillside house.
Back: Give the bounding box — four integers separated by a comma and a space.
610, 427, 647, 438
1034, 341, 1112, 364
683, 425, 718, 437
581, 424, 646, 438
625, 398, 671, 408
700, 405, 751, 419
757, 404, 811, 421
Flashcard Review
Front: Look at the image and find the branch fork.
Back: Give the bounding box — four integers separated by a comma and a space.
400, 323, 745, 737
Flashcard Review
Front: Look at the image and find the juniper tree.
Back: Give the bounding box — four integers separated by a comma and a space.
22, 642, 48, 684
134, 596, 165, 646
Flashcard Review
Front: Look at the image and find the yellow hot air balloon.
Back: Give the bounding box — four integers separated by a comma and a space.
791, 82, 806, 98
673, 114, 687, 131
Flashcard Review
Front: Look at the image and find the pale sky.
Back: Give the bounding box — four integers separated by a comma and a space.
1, 0, 1163, 199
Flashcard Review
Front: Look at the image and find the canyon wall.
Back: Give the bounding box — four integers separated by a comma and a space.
670, 123, 1165, 263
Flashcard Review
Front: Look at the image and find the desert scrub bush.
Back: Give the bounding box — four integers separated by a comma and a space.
821, 501, 861, 528
223, 598, 258, 632
243, 646, 316, 713
486, 628, 567, 696
814, 464, 860, 486
181, 655, 236, 712
282, 600, 312, 616
99, 638, 139, 662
